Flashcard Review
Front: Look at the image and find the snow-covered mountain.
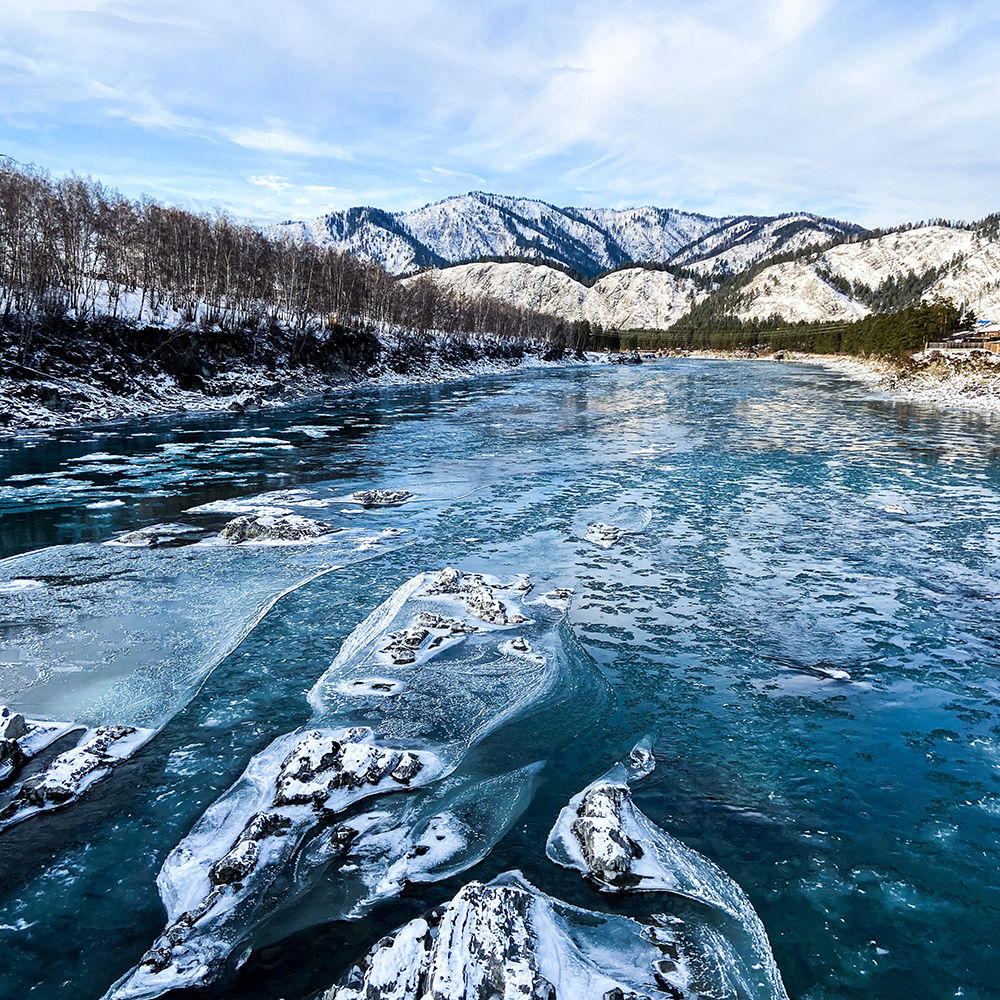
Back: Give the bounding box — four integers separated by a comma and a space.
734, 226, 1000, 324
272, 192, 860, 278
671, 213, 865, 275
407, 225, 1000, 331
403, 262, 704, 330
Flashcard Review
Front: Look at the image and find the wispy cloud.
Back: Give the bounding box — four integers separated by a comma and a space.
224, 125, 351, 160
0, 0, 996, 226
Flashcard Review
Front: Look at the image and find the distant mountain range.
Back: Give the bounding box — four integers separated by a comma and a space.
271, 192, 866, 278
274, 192, 1000, 331
401, 225, 1000, 331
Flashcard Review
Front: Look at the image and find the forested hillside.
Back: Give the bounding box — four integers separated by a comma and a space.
0, 160, 567, 363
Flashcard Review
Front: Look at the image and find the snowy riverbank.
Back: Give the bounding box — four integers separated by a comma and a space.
0, 338, 600, 435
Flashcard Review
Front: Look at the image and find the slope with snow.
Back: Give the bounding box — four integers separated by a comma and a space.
272, 192, 860, 278
404, 262, 704, 330
733, 226, 1000, 325
673, 214, 862, 276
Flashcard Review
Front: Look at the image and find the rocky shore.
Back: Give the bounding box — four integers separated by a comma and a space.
0, 345, 591, 436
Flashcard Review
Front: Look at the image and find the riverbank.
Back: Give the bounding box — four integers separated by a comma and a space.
0, 326, 595, 435
674, 347, 1000, 413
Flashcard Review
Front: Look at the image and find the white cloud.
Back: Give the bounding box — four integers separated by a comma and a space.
224, 125, 351, 160
0, 0, 997, 225
247, 174, 293, 193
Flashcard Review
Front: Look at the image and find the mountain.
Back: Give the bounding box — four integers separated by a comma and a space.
402, 262, 705, 330
732, 226, 1000, 324
271, 192, 861, 278
406, 224, 1000, 331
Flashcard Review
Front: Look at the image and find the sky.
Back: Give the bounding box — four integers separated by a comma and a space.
0, 0, 997, 227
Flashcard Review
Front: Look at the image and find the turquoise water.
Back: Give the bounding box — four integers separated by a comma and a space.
1, 359, 999, 999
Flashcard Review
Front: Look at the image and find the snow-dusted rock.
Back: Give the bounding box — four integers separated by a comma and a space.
327, 872, 700, 1000
423, 568, 529, 626
586, 523, 623, 548
0, 725, 150, 829
219, 512, 337, 544
105, 727, 445, 999
0, 705, 27, 741
547, 741, 788, 1000
109, 523, 202, 548
352, 489, 414, 508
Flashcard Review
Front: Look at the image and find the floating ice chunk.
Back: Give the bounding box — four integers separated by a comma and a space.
583, 503, 653, 548
185, 489, 311, 514
586, 522, 623, 548
351, 489, 414, 508
219, 512, 340, 544
0, 578, 45, 594
535, 587, 574, 610
287, 424, 329, 438
105, 727, 446, 1000
883, 503, 908, 514
0, 725, 152, 830
547, 741, 788, 1000
345, 762, 543, 915
327, 872, 700, 1000
86, 499, 126, 509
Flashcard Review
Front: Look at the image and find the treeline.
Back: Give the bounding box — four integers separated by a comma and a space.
0, 159, 569, 359
611, 301, 968, 357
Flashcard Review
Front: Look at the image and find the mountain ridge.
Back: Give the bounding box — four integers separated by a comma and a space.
271, 191, 864, 279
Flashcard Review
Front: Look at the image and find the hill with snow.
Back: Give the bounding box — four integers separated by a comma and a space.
406, 224, 1000, 332
403, 262, 704, 330
733, 226, 1000, 324
272, 192, 860, 278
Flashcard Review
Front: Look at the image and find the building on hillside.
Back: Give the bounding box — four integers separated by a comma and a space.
926, 320, 1000, 353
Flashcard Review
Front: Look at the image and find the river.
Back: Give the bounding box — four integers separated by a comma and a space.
1, 359, 998, 999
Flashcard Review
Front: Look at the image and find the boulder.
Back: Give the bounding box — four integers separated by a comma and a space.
220, 513, 336, 543
0, 705, 27, 741
352, 489, 414, 508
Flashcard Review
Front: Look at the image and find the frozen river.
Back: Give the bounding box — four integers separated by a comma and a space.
1, 359, 999, 999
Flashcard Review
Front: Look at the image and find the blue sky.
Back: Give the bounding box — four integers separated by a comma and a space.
0, 0, 997, 226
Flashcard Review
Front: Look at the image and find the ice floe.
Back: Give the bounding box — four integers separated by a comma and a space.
547, 740, 789, 1000
108, 567, 582, 998
327, 871, 709, 1000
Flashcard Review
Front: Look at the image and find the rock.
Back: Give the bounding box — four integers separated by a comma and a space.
352, 489, 414, 508
425, 566, 462, 594
0, 737, 27, 769
569, 783, 648, 889
219, 513, 336, 543
0, 725, 144, 826
327, 873, 683, 1000
0, 705, 27, 741
111, 523, 202, 548
227, 400, 245, 413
